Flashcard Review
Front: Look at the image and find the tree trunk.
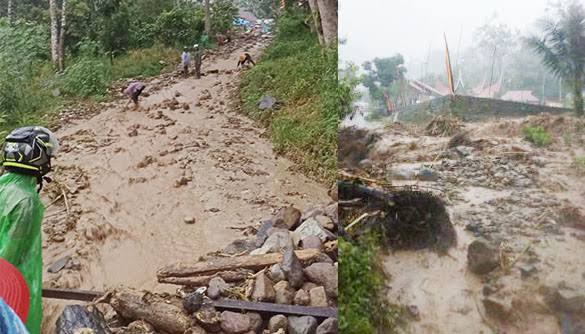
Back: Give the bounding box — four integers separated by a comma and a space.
308, 0, 324, 45
316, 0, 337, 46
574, 76, 584, 116
58, 0, 67, 72
204, 0, 211, 35
49, 0, 60, 67
7, 0, 14, 25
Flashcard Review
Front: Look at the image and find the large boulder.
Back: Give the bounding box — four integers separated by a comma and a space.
273, 206, 302, 230
303, 263, 338, 298
316, 318, 337, 334
292, 219, 336, 246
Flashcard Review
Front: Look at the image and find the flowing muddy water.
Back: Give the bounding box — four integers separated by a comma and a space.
40, 38, 329, 331
344, 115, 585, 333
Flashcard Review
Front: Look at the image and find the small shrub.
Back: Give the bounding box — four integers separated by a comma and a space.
523, 125, 553, 147
339, 235, 402, 333
60, 59, 109, 97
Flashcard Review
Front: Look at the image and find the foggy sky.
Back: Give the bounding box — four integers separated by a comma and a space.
339, 0, 572, 74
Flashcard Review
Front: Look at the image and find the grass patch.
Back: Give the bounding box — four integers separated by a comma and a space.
239, 9, 338, 184
0, 45, 175, 138
339, 234, 402, 333
523, 125, 553, 147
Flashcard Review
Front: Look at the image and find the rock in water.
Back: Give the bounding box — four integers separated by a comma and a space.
251, 272, 276, 302
281, 247, 305, 289
220, 311, 251, 334
288, 316, 318, 334
303, 263, 338, 298
55, 305, 110, 334
316, 318, 338, 334
467, 239, 499, 275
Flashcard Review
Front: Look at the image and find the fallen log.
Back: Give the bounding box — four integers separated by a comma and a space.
157, 249, 321, 279
158, 270, 252, 286
110, 289, 190, 334
43, 288, 103, 302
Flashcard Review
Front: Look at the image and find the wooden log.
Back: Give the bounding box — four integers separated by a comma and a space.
157, 249, 321, 279
110, 289, 190, 334
158, 270, 252, 286
43, 288, 103, 302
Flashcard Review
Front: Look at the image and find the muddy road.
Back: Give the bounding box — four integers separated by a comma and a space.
341, 114, 585, 333
40, 37, 329, 330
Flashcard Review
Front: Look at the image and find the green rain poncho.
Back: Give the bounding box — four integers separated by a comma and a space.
0, 172, 44, 334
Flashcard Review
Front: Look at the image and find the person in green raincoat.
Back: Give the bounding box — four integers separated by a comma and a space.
0, 126, 59, 334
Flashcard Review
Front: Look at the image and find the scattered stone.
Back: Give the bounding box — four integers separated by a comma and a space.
251, 272, 276, 302
301, 208, 324, 222
467, 239, 499, 275
300, 235, 323, 250
126, 320, 156, 333
247, 312, 263, 334
174, 176, 193, 187
544, 287, 585, 314
268, 315, 288, 333
195, 305, 222, 332
406, 305, 421, 321
388, 165, 417, 180
294, 289, 310, 306
281, 247, 305, 289
316, 318, 337, 334
309, 286, 328, 307
258, 95, 277, 110
251, 231, 293, 255
418, 167, 440, 181
221, 311, 251, 334
292, 219, 336, 245
519, 265, 537, 279
223, 239, 258, 255
268, 264, 286, 283
288, 316, 318, 334
303, 263, 338, 298
482, 296, 513, 322
184, 217, 196, 225
274, 281, 294, 305
273, 206, 302, 230
48, 256, 72, 273
208, 277, 229, 299
314, 215, 334, 231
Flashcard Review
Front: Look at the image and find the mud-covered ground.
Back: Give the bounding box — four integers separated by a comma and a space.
341, 114, 585, 333
40, 36, 329, 331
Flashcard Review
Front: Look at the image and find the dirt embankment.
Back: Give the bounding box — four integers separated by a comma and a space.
341, 114, 585, 333
40, 35, 329, 332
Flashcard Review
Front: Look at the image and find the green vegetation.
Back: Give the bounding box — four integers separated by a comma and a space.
239, 9, 338, 183
528, 1, 585, 116
0, 0, 237, 138
523, 125, 553, 147
339, 235, 402, 333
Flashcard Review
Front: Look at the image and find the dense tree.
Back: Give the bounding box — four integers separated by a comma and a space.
528, 1, 585, 115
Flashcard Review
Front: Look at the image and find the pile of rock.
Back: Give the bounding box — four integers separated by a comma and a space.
55, 203, 338, 334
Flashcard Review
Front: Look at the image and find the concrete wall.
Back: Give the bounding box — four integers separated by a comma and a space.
396, 95, 572, 123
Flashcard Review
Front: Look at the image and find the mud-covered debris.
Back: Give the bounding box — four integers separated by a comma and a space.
467, 239, 500, 275
482, 296, 514, 322
425, 114, 462, 136
55, 305, 110, 334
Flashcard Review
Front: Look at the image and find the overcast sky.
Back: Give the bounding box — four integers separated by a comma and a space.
339, 0, 575, 72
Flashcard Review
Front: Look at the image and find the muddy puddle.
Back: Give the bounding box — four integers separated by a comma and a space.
40, 37, 329, 332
